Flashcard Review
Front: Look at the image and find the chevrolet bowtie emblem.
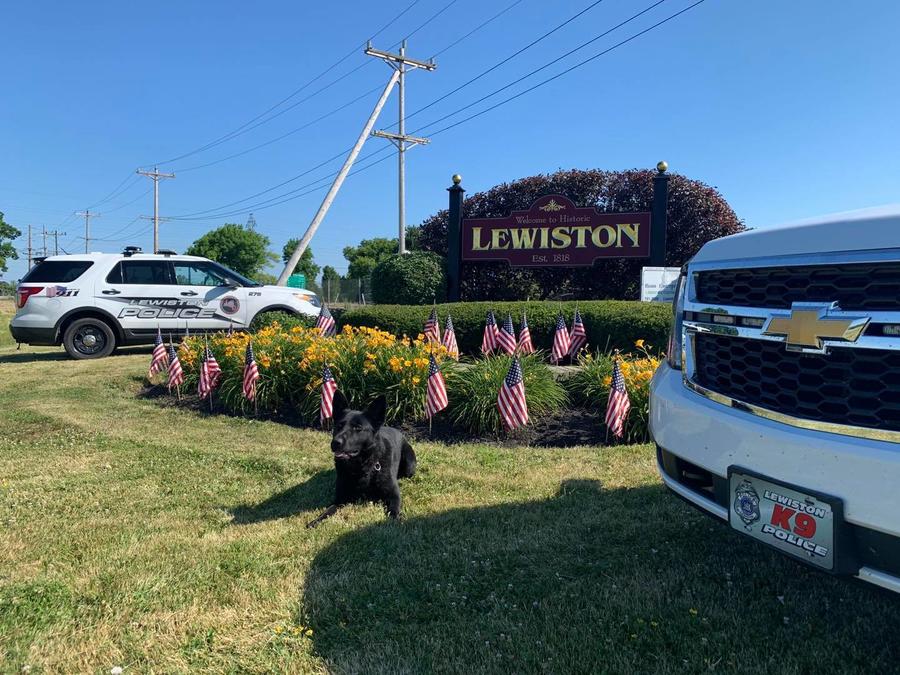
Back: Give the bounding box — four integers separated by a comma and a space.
762, 303, 869, 352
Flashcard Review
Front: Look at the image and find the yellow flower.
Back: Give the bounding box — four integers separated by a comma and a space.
412, 376, 421, 385
635, 339, 645, 348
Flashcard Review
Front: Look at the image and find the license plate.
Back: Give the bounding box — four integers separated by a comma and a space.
728, 468, 838, 571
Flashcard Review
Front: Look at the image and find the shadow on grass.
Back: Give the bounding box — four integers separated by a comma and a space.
0, 345, 151, 364
301, 479, 900, 674
228, 470, 335, 525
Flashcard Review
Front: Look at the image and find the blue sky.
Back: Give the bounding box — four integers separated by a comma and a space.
2, 0, 898, 282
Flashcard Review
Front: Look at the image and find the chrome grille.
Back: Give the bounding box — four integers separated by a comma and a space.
696, 262, 900, 311
684, 253, 900, 442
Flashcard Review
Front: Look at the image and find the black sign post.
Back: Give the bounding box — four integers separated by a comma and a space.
650, 161, 669, 266
446, 174, 465, 302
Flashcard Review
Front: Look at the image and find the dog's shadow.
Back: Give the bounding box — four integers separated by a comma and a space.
227, 470, 334, 525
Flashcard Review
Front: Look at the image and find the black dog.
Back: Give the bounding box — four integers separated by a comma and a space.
306, 391, 416, 528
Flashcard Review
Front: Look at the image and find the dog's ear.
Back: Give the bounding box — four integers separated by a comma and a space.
332, 390, 349, 420
365, 394, 387, 430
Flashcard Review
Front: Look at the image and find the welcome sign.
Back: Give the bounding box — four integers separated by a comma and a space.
461, 195, 651, 267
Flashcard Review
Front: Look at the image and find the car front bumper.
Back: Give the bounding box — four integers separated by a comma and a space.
650, 361, 900, 594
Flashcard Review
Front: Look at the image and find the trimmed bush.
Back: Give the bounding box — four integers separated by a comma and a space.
371, 251, 447, 305
340, 300, 670, 356
445, 354, 567, 435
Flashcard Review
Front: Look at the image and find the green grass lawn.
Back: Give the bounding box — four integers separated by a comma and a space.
0, 319, 899, 672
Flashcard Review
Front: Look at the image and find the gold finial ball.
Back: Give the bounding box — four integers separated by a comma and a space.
452, 174, 462, 185
656, 160, 668, 174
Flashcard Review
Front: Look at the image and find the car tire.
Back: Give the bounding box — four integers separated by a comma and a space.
63, 317, 117, 359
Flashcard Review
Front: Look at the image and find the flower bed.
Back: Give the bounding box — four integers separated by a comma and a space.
173, 322, 661, 443
178, 323, 449, 425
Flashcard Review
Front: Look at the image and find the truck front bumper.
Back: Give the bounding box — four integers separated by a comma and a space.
650, 361, 900, 594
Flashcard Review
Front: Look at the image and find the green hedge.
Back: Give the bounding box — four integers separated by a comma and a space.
371, 252, 447, 304
339, 300, 671, 355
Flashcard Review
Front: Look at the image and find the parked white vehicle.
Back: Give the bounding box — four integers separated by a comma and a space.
10, 247, 321, 358
651, 206, 900, 594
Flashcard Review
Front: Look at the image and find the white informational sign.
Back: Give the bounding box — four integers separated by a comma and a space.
641, 267, 682, 303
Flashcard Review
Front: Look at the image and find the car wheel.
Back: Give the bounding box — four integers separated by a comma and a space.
63, 318, 117, 359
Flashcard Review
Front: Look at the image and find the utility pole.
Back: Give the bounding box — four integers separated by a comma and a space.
41, 226, 48, 257
26, 225, 33, 269
278, 68, 401, 286
75, 210, 100, 253
136, 167, 175, 253
368, 40, 436, 254
48, 230, 65, 256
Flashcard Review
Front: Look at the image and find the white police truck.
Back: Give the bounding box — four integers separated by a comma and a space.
651, 207, 900, 594
10, 247, 321, 359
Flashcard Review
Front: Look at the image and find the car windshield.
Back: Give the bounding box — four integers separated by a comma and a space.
208, 262, 261, 287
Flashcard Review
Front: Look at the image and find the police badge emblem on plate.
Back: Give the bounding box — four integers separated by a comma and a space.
733, 479, 761, 530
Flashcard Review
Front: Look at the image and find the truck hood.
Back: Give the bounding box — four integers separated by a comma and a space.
692, 205, 900, 264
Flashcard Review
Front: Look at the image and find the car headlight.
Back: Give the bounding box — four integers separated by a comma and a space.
666, 272, 687, 369
295, 292, 321, 308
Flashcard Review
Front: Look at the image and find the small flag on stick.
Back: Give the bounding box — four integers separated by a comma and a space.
442, 314, 459, 360
497, 357, 529, 431
423, 307, 441, 344
568, 309, 588, 357
316, 304, 336, 337
605, 358, 631, 439
550, 314, 571, 364
198, 340, 222, 400
497, 313, 517, 355
320, 364, 338, 426
149, 327, 169, 378
518, 312, 535, 355
425, 354, 449, 419
167, 342, 184, 391
482, 310, 499, 355
242, 342, 260, 401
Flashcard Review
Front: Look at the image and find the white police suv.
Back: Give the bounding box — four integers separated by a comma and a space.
10, 247, 321, 359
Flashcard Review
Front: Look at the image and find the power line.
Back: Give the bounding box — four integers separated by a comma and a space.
170, 0, 706, 222
410, 0, 671, 135
151, 0, 428, 167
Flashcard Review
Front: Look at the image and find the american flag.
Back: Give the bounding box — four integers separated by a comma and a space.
518, 312, 535, 354
441, 314, 459, 360
550, 314, 571, 364
148, 327, 169, 378
320, 363, 338, 425
423, 307, 441, 344
198, 342, 222, 399
425, 353, 448, 419
497, 357, 529, 431
167, 342, 184, 390
481, 310, 499, 354
497, 313, 517, 355
242, 342, 260, 401
605, 359, 631, 438
316, 304, 336, 337
568, 309, 588, 356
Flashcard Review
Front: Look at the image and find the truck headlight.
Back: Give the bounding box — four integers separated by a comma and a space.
666, 273, 686, 369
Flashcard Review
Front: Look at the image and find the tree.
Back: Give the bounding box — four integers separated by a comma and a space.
418, 168, 745, 301
342, 237, 397, 279
282, 239, 320, 284
371, 252, 446, 305
186, 224, 275, 278
0, 212, 21, 274
321, 265, 342, 303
